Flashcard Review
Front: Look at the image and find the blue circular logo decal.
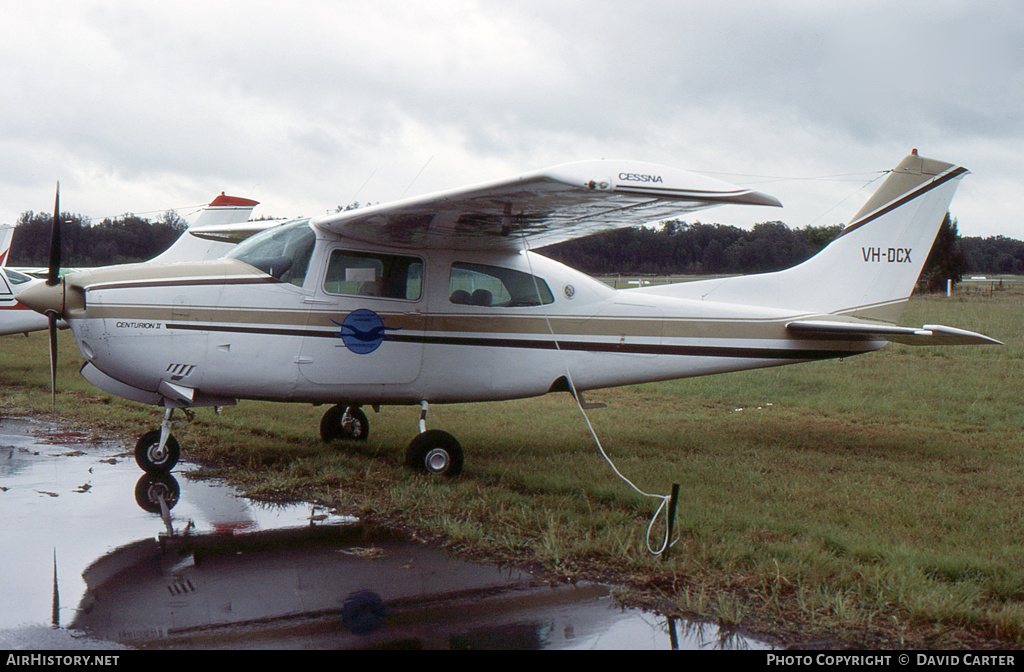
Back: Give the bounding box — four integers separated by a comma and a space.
332, 309, 394, 354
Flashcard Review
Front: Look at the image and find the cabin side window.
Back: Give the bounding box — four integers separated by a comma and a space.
226, 219, 317, 287
323, 250, 423, 301
448, 262, 554, 307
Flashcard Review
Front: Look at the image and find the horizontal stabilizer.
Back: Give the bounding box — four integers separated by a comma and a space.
786, 320, 1002, 346
186, 219, 290, 243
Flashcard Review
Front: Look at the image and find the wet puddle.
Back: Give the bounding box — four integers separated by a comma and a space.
0, 417, 774, 650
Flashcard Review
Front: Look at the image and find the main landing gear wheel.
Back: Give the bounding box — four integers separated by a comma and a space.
134, 430, 180, 474
405, 430, 464, 477
320, 405, 370, 443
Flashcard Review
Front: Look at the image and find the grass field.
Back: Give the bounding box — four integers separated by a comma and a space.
2, 281, 1023, 648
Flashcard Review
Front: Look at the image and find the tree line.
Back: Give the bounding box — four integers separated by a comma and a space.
542, 214, 1022, 293
6, 208, 1023, 292
961, 235, 1024, 275
541, 220, 846, 277
8, 210, 187, 267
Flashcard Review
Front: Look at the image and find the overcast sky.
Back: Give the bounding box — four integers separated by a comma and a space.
1, 1, 1021, 238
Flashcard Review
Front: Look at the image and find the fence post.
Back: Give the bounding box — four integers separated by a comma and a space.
662, 484, 681, 562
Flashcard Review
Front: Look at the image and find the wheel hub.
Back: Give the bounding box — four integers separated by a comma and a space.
150, 444, 168, 463
424, 448, 450, 473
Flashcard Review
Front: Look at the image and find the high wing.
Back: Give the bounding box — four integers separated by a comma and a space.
786, 319, 1002, 346
311, 160, 781, 251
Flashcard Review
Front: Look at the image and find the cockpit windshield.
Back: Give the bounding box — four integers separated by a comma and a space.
2, 268, 33, 285
226, 219, 316, 286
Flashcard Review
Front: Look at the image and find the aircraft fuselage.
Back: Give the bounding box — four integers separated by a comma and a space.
66, 223, 881, 409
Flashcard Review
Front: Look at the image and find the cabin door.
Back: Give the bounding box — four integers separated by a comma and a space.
298, 246, 425, 386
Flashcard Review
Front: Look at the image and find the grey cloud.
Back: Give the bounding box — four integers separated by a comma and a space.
0, 1, 1020, 236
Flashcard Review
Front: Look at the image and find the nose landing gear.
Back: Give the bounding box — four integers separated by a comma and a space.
135, 407, 191, 474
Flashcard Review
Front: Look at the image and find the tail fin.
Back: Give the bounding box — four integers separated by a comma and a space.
149, 194, 260, 264
642, 151, 968, 322
0, 225, 13, 266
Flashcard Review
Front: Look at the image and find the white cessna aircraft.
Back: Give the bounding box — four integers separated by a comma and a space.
0, 193, 270, 337
17, 151, 999, 477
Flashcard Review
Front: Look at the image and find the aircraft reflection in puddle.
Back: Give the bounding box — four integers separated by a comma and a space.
70, 473, 771, 650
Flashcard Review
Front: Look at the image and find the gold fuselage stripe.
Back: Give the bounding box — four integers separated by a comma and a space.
90, 302, 815, 342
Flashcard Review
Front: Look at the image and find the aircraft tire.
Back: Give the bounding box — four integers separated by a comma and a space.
405, 430, 463, 477
320, 405, 370, 443
134, 430, 180, 474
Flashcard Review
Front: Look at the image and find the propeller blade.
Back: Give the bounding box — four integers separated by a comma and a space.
47, 182, 61, 287
47, 311, 58, 410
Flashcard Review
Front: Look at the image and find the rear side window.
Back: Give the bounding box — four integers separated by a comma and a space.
323, 250, 423, 301
448, 262, 554, 307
